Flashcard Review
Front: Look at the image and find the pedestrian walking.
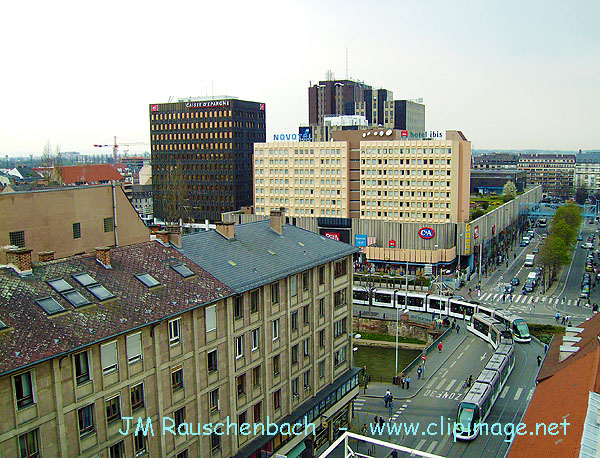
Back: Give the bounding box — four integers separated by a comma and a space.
361, 423, 368, 435
417, 366, 422, 380
555, 312, 560, 323
510, 294, 513, 302
456, 324, 460, 333
384, 389, 391, 407
537, 355, 542, 366
438, 342, 443, 353
561, 316, 566, 325
391, 450, 399, 458
406, 376, 411, 389
401, 376, 405, 389
379, 416, 385, 428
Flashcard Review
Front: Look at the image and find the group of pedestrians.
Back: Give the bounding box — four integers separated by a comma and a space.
555, 312, 572, 326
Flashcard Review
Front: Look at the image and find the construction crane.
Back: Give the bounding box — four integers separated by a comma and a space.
93, 136, 148, 165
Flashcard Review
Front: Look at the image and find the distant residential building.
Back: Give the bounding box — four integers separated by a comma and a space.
471, 153, 518, 169
52, 164, 124, 186
138, 164, 152, 185
0, 185, 149, 264
470, 169, 527, 194
517, 153, 575, 199
129, 184, 153, 223
150, 96, 266, 222
122, 156, 147, 173
574, 162, 600, 194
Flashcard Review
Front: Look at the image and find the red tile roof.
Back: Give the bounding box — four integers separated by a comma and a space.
0, 241, 234, 375
56, 164, 124, 185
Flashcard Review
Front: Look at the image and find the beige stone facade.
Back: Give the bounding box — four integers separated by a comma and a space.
0, 184, 150, 264
0, 250, 356, 458
254, 129, 471, 224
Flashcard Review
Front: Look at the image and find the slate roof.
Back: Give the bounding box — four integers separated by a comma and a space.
180, 220, 360, 293
0, 241, 234, 376
56, 164, 124, 185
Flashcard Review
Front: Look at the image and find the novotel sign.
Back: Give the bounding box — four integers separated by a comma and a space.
273, 133, 313, 142
418, 227, 435, 239
185, 100, 230, 109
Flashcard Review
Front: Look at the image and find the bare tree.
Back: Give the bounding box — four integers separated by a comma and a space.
40, 141, 53, 180
357, 274, 378, 313
161, 160, 189, 224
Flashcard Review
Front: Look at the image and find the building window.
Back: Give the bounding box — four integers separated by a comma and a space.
106, 396, 121, 423
103, 217, 114, 233
126, 332, 142, 364
304, 338, 310, 357
273, 389, 281, 410
273, 355, 280, 376
235, 335, 244, 359
101, 341, 118, 375
238, 410, 247, 428
292, 377, 299, 396
334, 259, 347, 278
237, 374, 246, 397
134, 431, 147, 455
319, 298, 325, 317
302, 271, 310, 291
78, 404, 95, 437
272, 319, 279, 341
303, 305, 310, 325
334, 346, 347, 367
73, 222, 81, 239
291, 344, 298, 364
250, 289, 260, 313
291, 311, 298, 331
319, 329, 325, 348
334, 288, 347, 308
171, 365, 184, 391
334, 318, 347, 338
174, 407, 185, 430
74, 351, 91, 385
18, 429, 40, 458
290, 275, 298, 297
271, 282, 279, 304
318, 265, 325, 285
207, 349, 218, 372
9, 230, 25, 248
168, 318, 181, 346
319, 360, 325, 378
251, 328, 259, 351
206, 305, 216, 333
109, 441, 125, 458
234, 296, 243, 319
253, 402, 262, 423
211, 427, 221, 453
252, 365, 261, 387
131, 383, 145, 411
209, 388, 219, 412
303, 370, 311, 389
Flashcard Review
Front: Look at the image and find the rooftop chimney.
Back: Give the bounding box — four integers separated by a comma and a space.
6, 247, 33, 274
270, 207, 286, 235
155, 230, 170, 244
215, 221, 235, 240
38, 251, 55, 263
95, 246, 112, 268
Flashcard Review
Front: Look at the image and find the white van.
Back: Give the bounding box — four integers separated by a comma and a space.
524, 254, 535, 267
527, 271, 538, 285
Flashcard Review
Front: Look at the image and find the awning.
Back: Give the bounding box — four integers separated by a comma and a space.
286, 441, 306, 458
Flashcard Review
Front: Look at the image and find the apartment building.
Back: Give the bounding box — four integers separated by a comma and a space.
254, 129, 471, 224
574, 162, 600, 194
517, 153, 576, 199
0, 212, 359, 458
471, 153, 518, 169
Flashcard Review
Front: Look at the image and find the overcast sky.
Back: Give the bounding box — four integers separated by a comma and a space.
1, 0, 598, 157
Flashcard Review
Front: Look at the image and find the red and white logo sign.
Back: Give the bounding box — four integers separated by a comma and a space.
421, 355, 426, 361
474, 226, 479, 239
389, 239, 396, 248
418, 227, 435, 239
401, 130, 409, 138
151, 105, 158, 112
260, 103, 265, 111
323, 232, 340, 241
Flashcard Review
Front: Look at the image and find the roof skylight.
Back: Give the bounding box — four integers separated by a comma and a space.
72, 273, 97, 287
87, 284, 115, 301
47, 278, 73, 293
135, 273, 160, 288
171, 264, 194, 278
36, 297, 65, 315
63, 290, 91, 308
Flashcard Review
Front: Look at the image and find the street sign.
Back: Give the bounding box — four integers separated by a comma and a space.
421, 355, 427, 361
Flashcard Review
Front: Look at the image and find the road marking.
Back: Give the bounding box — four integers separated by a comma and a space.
399, 407, 405, 411
482, 293, 491, 300
427, 377, 438, 388
493, 294, 499, 301
445, 379, 457, 391
406, 399, 412, 403
426, 441, 438, 454
435, 378, 447, 390
465, 343, 471, 350
412, 440, 427, 455
535, 297, 540, 302
457, 352, 464, 359
514, 387, 523, 401
500, 385, 510, 399
526, 387, 534, 401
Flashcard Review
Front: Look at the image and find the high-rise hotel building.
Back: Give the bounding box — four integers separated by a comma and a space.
150, 97, 266, 222
254, 129, 471, 223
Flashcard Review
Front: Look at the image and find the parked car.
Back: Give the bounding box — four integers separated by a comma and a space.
533, 247, 539, 254
577, 235, 584, 241
520, 240, 529, 247
504, 285, 514, 294
511, 277, 520, 286
582, 242, 594, 249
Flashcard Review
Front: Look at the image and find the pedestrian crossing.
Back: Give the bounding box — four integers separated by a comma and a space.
478, 292, 584, 307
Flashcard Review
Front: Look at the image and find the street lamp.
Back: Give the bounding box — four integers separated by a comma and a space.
458, 233, 464, 287
434, 244, 439, 293
393, 289, 400, 378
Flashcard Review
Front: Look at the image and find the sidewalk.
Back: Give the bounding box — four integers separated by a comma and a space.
361, 324, 468, 401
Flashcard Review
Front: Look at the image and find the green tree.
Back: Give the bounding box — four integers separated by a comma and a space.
553, 203, 582, 228
538, 234, 571, 282
551, 219, 577, 247
503, 181, 517, 201
575, 186, 589, 205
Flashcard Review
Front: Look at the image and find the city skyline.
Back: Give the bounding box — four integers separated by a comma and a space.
1, 0, 598, 157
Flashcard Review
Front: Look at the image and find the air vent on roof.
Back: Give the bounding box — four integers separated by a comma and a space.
298, 242, 305, 247
36, 297, 65, 315
267, 249, 276, 255
171, 264, 195, 278
135, 273, 161, 288
228, 260, 237, 267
